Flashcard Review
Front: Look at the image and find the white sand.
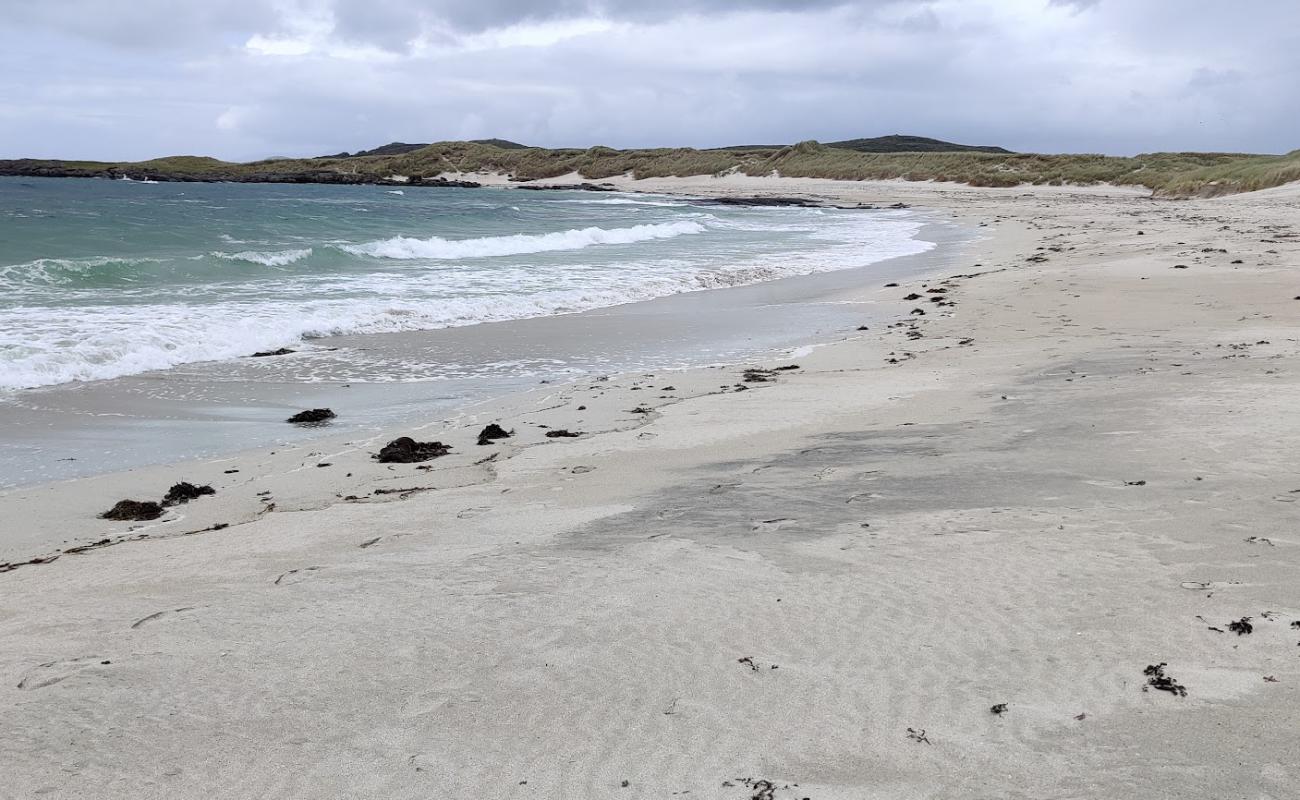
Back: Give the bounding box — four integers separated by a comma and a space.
2, 176, 1298, 798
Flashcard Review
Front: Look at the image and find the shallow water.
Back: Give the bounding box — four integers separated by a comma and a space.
0, 177, 933, 390
0, 178, 972, 488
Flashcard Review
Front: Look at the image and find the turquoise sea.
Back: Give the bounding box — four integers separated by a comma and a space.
0, 177, 933, 391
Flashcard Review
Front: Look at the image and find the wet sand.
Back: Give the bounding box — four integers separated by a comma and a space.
0, 216, 968, 491
1, 177, 1297, 799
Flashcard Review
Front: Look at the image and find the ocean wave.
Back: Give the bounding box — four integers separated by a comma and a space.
338, 220, 707, 260
0, 207, 938, 390
0, 256, 166, 286
211, 248, 313, 267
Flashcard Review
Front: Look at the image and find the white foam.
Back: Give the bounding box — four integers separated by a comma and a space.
211, 248, 313, 267
0, 256, 165, 286
339, 220, 707, 260
0, 211, 936, 390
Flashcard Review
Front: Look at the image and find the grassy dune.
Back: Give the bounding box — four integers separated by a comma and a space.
4, 141, 1298, 197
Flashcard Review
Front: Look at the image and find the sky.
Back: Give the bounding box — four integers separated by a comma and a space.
1, 0, 1295, 161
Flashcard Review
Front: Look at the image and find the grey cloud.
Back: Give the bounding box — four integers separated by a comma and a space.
0, 0, 1295, 160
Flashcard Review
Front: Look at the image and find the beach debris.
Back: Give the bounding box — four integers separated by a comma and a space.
100, 500, 164, 521
1227, 617, 1254, 635
1074, 713, 1087, 721
0, 555, 61, 573
477, 423, 512, 445
1124, 480, 1146, 486
1143, 663, 1187, 696
743, 779, 777, 800
629, 406, 652, 414
545, 429, 582, 438
1244, 536, 1274, 546
250, 347, 295, 357
884, 282, 899, 287
906, 727, 932, 744
773, 364, 800, 371
857, 325, 870, 331
131, 606, 194, 629
737, 657, 760, 671
374, 437, 451, 463
1172, 264, 1189, 269
287, 408, 335, 425
990, 703, 1008, 715
1265, 675, 1279, 683
274, 566, 322, 586
161, 482, 214, 506
903, 292, 923, 300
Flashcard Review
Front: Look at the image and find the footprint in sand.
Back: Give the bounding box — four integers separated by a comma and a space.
17, 656, 107, 691
274, 566, 323, 586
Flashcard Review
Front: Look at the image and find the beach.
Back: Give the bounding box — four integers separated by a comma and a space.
2, 176, 1298, 799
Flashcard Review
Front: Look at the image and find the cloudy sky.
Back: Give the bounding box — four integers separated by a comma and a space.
1, 0, 1295, 161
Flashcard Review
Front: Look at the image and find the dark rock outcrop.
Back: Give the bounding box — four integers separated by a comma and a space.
516, 183, 617, 192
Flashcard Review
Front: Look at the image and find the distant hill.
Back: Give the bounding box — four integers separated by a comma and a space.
4, 139, 1297, 198
317, 139, 530, 159
713, 135, 1011, 154
826, 135, 1012, 154
469, 138, 530, 150
316, 142, 429, 159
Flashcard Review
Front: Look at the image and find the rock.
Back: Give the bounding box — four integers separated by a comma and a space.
375, 437, 451, 463
903, 293, 923, 300
516, 182, 617, 192
101, 500, 164, 521
287, 408, 335, 424
698, 196, 822, 207
250, 348, 295, 357
162, 482, 215, 506
477, 423, 512, 446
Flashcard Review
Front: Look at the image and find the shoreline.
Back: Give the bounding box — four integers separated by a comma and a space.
0, 212, 975, 559
3, 175, 1298, 798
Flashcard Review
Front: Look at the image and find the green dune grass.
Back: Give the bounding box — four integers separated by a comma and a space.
4, 141, 1297, 197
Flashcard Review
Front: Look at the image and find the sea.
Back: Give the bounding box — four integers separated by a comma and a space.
0, 177, 934, 391
0, 176, 957, 487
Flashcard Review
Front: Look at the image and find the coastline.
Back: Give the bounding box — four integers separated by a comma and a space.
2, 176, 1298, 798
0, 212, 974, 560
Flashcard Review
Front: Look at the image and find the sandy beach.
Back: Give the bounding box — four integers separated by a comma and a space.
2, 176, 1298, 799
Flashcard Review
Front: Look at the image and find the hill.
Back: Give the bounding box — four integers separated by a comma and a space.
826, 134, 1012, 154
2, 140, 1297, 198
317, 139, 530, 159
